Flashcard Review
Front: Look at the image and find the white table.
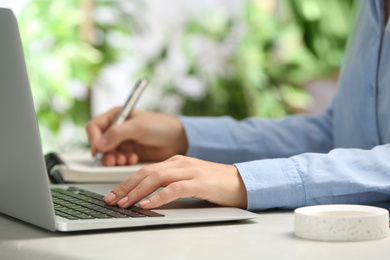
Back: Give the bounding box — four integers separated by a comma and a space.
1, 209, 389, 260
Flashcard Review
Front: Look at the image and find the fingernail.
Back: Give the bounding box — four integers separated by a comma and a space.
104, 192, 116, 203
139, 199, 151, 208
118, 196, 129, 207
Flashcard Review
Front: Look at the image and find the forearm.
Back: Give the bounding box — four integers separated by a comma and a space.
180, 114, 333, 164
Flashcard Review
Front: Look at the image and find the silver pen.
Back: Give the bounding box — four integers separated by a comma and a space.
92, 78, 149, 166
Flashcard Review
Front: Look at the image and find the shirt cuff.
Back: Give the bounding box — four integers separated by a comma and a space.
235, 158, 306, 211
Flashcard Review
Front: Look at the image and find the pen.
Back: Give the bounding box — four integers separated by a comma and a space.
92, 77, 149, 166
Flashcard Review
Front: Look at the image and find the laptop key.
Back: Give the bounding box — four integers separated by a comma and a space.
105, 212, 129, 218
74, 214, 95, 219
131, 208, 165, 217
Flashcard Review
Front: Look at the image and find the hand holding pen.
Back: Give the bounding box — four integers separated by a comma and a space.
91, 78, 149, 166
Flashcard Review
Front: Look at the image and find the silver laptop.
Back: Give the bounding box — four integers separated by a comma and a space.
0, 8, 257, 232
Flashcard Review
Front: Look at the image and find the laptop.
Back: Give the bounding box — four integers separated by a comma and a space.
0, 8, 258, 232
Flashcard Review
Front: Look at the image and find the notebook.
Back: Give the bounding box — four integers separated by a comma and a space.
45, 152, 150, 183
0, 8, 258, 232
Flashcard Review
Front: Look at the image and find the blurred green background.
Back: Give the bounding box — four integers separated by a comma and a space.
17, 0, 356, 152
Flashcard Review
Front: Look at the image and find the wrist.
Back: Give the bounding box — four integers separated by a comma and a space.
173, 117, 189, 155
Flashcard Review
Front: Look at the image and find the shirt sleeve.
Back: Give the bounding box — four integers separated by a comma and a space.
179, 113, 333, 164
235, 144, 390, 211
179, 114, 390, 211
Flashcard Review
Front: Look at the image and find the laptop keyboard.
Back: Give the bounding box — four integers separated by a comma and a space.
51, 187, 164, 220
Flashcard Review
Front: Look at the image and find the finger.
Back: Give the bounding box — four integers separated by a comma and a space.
116, 153, 127, 166
103, 163, 159, 205
126, 153, 139, 165
86, 107, 121, 154
86, 107, 121, 143
101, 152, 138, 166
116, 165, 193, 208
102, 152, 117, 166
116, 142, 139, 165
101, 152, 128, 166
139, 180, 196, 209
104, 159, 183, 205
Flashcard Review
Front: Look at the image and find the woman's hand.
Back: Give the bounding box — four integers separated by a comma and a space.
103, 155, 248, 209
86, 108, 188, 166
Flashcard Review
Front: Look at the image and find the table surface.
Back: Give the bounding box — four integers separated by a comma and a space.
1, 208, 389, 260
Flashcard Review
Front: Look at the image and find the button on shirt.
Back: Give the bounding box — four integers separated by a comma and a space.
179, 0, 390, 211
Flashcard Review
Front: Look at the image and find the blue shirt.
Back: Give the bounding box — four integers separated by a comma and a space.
179, 0, 390, 211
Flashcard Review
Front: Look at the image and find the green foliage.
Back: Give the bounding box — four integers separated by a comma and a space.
142, 0, 356, 119
288, 0, 356, 71
18, 0, 356, 151
18, 0, 136, 151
